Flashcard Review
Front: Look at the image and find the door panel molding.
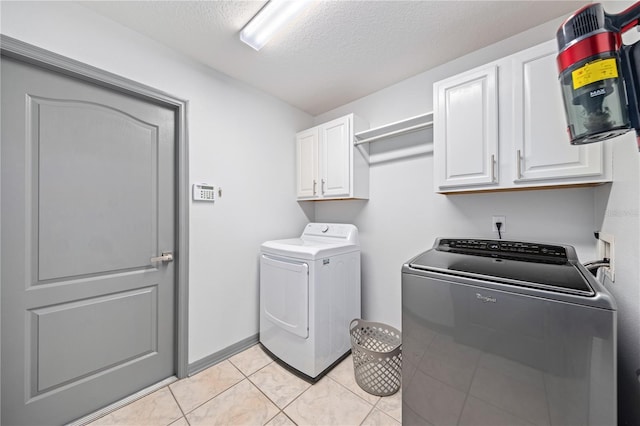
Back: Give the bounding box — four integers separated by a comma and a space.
1, 35, 189, 381
30, 285, 158, 396
33, 96, 160, 282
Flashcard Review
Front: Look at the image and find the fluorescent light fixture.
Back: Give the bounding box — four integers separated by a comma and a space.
240, 0, 311, 51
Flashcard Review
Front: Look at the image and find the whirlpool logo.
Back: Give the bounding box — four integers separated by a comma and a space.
476, 293, 497, 303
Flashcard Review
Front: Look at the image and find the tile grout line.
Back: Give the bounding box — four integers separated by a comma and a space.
246, 364, 303, 425
328, 374, 380, 405
325, 375, 378, 424
171, 360, 246, 418
166, 385, 189, 425
228, 355, 289, 425
359, 404, 378, 426
242, 370, 285, 425
327, 372, 402, 423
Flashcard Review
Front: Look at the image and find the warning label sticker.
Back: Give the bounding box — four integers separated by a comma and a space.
572, 58, 619, 90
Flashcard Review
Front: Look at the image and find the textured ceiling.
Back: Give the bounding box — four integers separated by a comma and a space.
79, 1, 586, 115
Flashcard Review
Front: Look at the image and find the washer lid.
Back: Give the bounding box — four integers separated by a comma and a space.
408, 238, 596, 296
261, 238, 359, 260
409, 249, 593, 295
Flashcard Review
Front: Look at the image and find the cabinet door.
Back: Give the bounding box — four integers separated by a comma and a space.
296, 127, 318, 198
320, 115, 351, 198
512, 40, 603, 182
434, 65, 499, 190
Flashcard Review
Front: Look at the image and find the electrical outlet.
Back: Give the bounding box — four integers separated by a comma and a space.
492, 216, 506, 233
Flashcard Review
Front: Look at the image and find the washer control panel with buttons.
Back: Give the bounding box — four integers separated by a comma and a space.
436, 238, 568, 263
302, 223, 359, 243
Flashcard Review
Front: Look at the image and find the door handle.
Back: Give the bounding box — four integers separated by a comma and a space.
151, 252, 174, 263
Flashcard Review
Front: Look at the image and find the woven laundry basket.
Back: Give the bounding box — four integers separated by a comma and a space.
349, 318, 402, 396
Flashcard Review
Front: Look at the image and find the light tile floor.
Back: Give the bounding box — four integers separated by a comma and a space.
88, 344, 401, 426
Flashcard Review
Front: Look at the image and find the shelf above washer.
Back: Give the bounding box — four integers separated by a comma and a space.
353, 112, 433, 146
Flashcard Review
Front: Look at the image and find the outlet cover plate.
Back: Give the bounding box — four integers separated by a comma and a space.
492, 216, 506, 233
597, 232, 615, 282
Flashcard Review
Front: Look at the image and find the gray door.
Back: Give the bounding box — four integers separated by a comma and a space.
1, 56, 176, 425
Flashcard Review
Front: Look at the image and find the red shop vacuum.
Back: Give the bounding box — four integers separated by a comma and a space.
556, 2, 640, 150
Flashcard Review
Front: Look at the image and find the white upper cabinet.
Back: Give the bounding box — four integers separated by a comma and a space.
433, 40, 611, 194
296, 127, 318, 198
320, 116, 351, 198
511, 40, 605, 183
296, 114, 369, 200
434, 65, 499, 190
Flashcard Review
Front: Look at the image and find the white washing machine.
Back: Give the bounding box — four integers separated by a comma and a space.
259, 223, 361, 381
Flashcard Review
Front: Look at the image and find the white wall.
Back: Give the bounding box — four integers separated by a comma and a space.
0, 1, 314, 364
314, 4, 640, 424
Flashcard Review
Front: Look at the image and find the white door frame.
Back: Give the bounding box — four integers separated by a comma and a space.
0, 34, 190, 382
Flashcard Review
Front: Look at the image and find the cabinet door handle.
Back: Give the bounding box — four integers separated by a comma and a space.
490, 154, 496, 182
313, 179, 317, 195
321, 178, 326, 194
516, 150, 522, 179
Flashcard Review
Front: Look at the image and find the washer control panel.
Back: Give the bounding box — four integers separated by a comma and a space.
302, 223, 359, 244
437, 238, 568, 263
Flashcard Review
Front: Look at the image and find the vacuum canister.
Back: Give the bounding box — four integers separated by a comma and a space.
556, 2, 640, 146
